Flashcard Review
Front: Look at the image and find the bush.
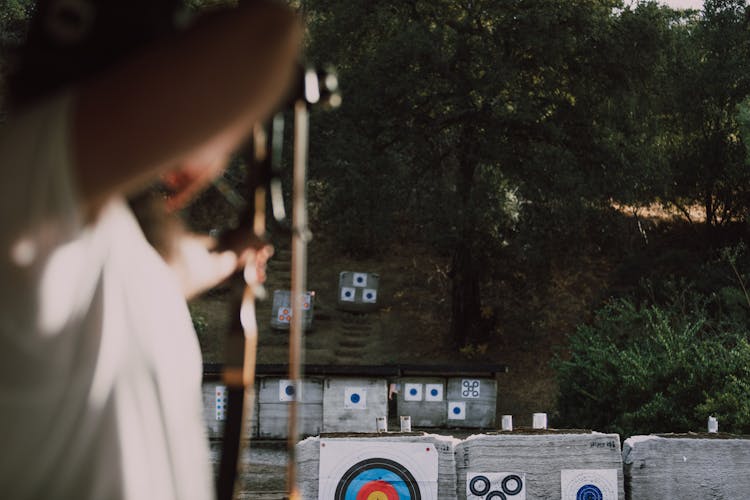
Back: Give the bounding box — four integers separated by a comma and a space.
555, 283, 750, 437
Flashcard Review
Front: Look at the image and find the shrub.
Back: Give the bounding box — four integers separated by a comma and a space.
555, 284, 750, 437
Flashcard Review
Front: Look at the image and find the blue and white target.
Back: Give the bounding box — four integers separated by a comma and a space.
352, 273, 368, 287
560, 469, 617, 500
279, 379, 298, 402
448, 401, 466, 420
404, 383, 423, 401
576, 484, 603, 500
424, 384, 443, 402
344, 387, 367, 409
362, 288, 378, 303
340, 287, 356, 302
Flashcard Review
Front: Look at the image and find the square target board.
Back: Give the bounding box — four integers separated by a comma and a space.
319, 440, 438, 500
338, 271, 379, 312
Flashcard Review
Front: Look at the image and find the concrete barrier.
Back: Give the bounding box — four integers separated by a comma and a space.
322, 378, 388, 433
455, 431, 624, 500
623, 434, 750, 500
257, 377, 324, 439
202, 381, 258, 439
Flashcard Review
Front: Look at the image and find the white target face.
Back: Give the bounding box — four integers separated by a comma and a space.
318, 440, 438, 500
352, 272, 368, 287
461, 379, 481, 398
302, 292, 312, 310
404, 383, 423, 401
424, 384, 444, 402
279, 379, 299, 402
561, 469, 618, 500
467, 472, 526, 500
448, 401, 466, 420
362, 288, 378, 303
344, 387, 367, 409
215, 385, 227, 421
340, 286, 356, 302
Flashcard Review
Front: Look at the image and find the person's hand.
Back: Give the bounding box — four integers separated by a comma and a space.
168, 229, 273, 300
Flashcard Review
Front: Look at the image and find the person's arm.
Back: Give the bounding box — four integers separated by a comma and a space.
73, 1, 302, 212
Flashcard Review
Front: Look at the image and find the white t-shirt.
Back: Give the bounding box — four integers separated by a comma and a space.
0, 92, 214, 499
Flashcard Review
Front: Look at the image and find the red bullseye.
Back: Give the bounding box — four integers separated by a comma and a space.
356, 480, 399, 500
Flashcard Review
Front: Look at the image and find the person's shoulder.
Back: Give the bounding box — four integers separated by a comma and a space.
1, 89, 76, 139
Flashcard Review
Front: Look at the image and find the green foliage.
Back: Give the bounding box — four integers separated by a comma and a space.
556, 269, 750, 436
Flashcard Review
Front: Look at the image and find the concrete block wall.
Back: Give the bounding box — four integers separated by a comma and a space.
623, 434, 750, 500
455, 432, 625, 500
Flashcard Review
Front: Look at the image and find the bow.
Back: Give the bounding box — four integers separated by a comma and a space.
216, 66, 339, 500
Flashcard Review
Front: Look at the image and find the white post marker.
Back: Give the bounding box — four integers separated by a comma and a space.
532, 412, 548, 429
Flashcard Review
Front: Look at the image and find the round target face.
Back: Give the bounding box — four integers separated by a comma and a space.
334, 458, 421, 500
576, 485, 602, 500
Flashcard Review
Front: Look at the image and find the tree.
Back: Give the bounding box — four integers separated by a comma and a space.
660, 0, 750, 228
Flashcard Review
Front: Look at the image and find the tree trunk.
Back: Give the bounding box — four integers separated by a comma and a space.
449, 240, 483, 348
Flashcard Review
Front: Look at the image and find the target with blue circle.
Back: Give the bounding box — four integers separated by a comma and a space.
335, 458, 420, 499
318, 440, 438, 500
344, 387, 367, 409
404, 383, 423, 401
561, 469, 617, 500
352, 273, 368, 287
448, 401, 466, 420
279, 379, 299, 402
424, 384, 443, 402
576, 484, 603, 500
362, 288, 378, 304
341, 286, 356, 302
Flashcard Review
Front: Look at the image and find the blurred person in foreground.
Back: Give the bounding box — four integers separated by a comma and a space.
0, 1, 301, 498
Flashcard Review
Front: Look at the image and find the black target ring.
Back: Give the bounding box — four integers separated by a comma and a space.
501, 474, 523, 495
486, 492, 507, 500
334, 457, 421, 500
469, 475, 491, 496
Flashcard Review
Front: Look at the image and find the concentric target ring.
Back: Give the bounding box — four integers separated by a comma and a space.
576, 484, 603, 500
469, 475, 491, 496
501, 474, 523, 495
334, 457, 421, 500
486, 492, 507, 500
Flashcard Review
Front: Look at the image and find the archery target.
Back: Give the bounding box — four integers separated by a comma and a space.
461, 379, 481, 398
362, 288, 378, 303
345, 387, 367, 409
277, 306, 292, 324
424, 384, 444, 402
404, 383, 423, 401
448, 401, 466, 420
318, 440, 438, 500
561, 469, 617, 500
467, 473, 526, 500
279, 379, 300, 402
215, 385, 227, 421
341, 286, 356, 302
352, 272, 368, 287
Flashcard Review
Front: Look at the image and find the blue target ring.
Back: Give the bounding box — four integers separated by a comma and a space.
345, 290, 352, 298
409, 388, 418, 396
430, 389, 439, 397
577, 484, 603, 500
366, 292, 374, 299
334, 458, 420, 500
350, 393, 361, 404
452, 406, 461, 415
285, 385, 295, 396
